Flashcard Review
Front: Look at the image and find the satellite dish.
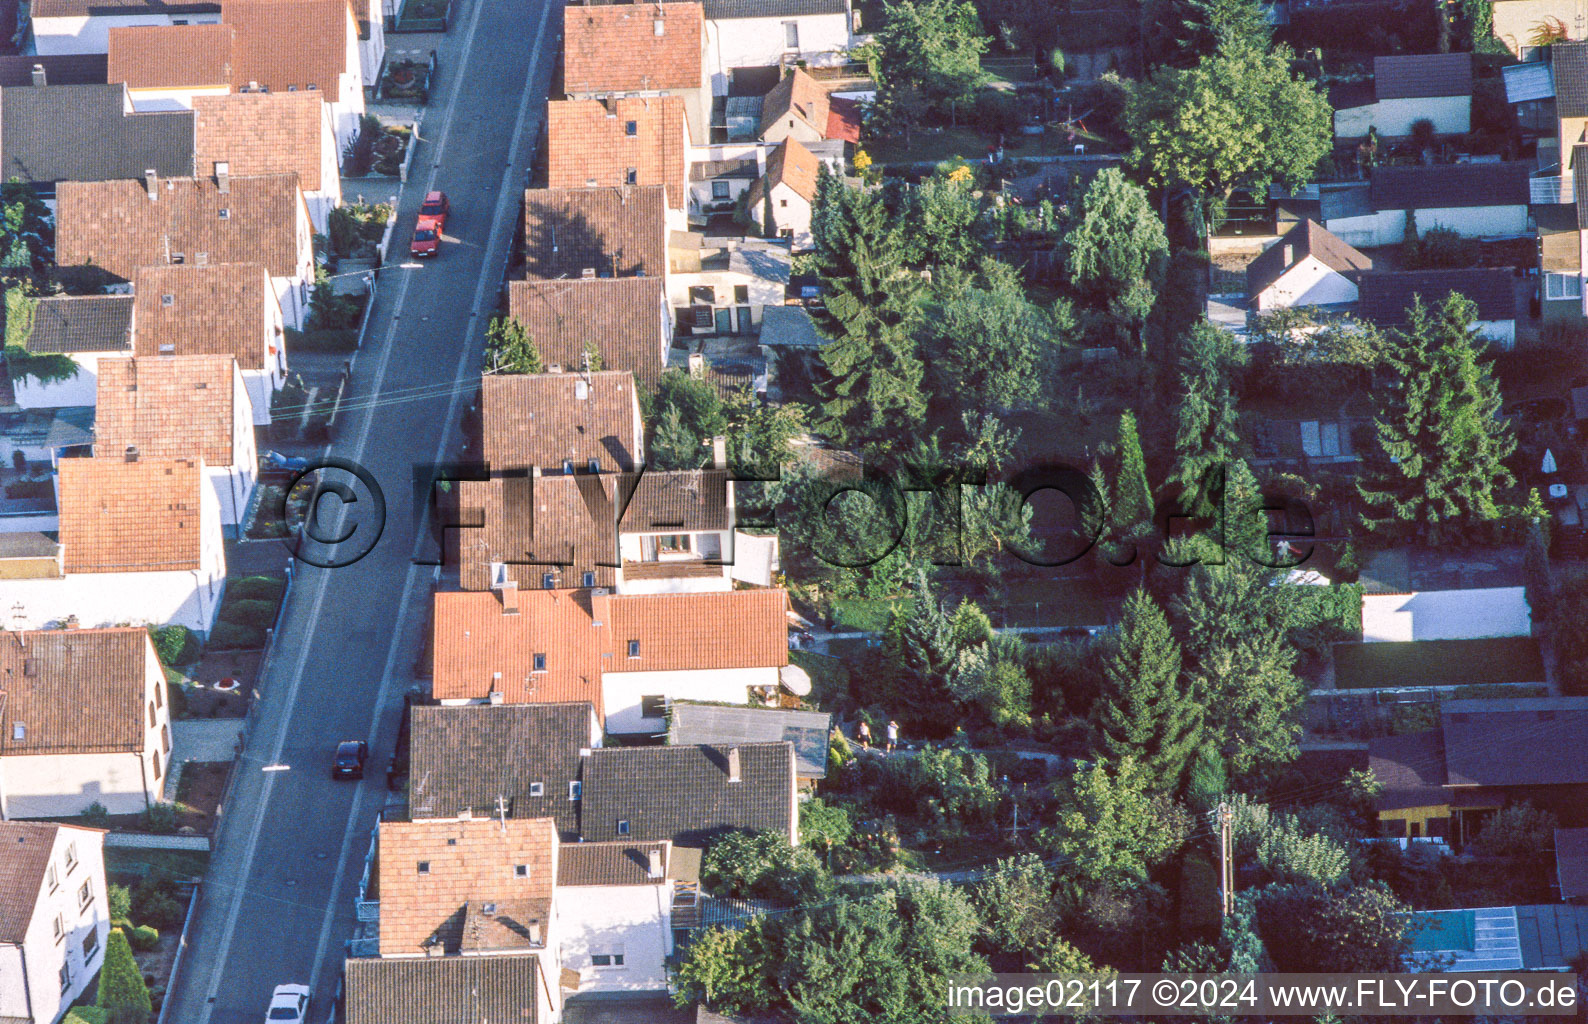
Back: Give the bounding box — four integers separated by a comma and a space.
1544, 448, 1559, 474
779, 664, 812, 697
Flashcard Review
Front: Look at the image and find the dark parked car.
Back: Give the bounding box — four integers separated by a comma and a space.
333, 740, 369, 779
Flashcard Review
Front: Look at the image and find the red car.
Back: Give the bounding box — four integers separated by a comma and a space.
417, 190, 449, 232
409, 225, 439, 257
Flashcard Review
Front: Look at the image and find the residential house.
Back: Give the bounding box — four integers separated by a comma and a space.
1368, 698, 1588, 841
1244, 218, 1372, 311
756, 66, 857, 147
667, 702, 831, 782
56, 173, 316, 328
106, 24, 237, 110
344, 956, 548, 1024
0, 822, 111, 1024
1493, 0, 1587, 56
506, 276, 672, 385
555, 840, 694, 997
0, 627, 171, 819
29, 0, 222, 55
1360, 585, 1531, 643
133, 263, 290, 423
193, 90, 343, 231
701, 0, 853, 96
1537, 144, 1588, 323
687, 152, 760, 226
407, 702, 602, 838
522, 184, 668, 281
1319, 162, 1531, 248
1332, 54, 1473, 139
479, 371, 645, 474
546, 97, 690, 221
580, 742, 798, 843
93, 355, 258, 531
0, 455, 226, 632
427, 587, 789, 734
6, 294, 134, 409
1357, 268, 1519, 347
669, 236, 790, 336
561, 2, 710, 146
0, 55, 109, 87
0, 82, 194, 198
1549, 41, 1588, 172
745, 138, 819, 249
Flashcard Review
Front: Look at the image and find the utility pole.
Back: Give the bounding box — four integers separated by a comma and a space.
1217, 801, 1235, 918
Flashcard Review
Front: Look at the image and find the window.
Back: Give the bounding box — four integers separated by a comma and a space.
625, 120, 638, 136
152, 749, 161, 781
11, 722, 23, 741
528, 782, 544, 797
417, 861, 431, 874
734, 285, 749, 303
82, 925, 99, 961
149, 701, 157, 727
78, 879, 92, 910
1546, 272, 1583, 300
59, 962, 71, 992
616, 819, 630, 835
591, 950, 626, 967
532, 653, 547, 673
154, 684, 163, 709
783, 20, 799, 47
780, 199, 789, 208
625, 168, 639, 185
515, 864, 530, 878
582, 571, 596, 587
627, 640, 641, 658
53, 913, 64, 943
569, 780, 583, 801
640, 695, 667, 718
47, 863, 58, 892
658, 534, 691, 553
711, 180, 731, 201
542, 573, 556, 590
65, 842, 78, 873
218, 208, 230, 220
162, 725, 171, 754
170, 253, 185, 264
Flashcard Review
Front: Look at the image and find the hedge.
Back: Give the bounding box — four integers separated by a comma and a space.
65, 1009, 110, 1024
228, 575, 286, 602
150, 624, 198, 667
219, 598, 278, 629
290, 327, 360, 352
96, 929, 152, 1024
128, 925, 160, 951
207, 622, 266, 650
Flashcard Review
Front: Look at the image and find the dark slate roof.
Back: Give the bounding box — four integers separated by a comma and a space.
1367, 730, 1447, 811
31, 0, 217, 14
407, 702, 594, 838
22, 294, 134, 354
1370, 162, 1530, 211
1442, 698, 1588, 787
1574, 144, 1588, 232
1246, 218, 1373, 298
0, 84, 193, 185
1357, 268, 1516, 327
1556, 41, 1588, 118
1373, 53, 1472, 100
1318, 182, 1372, 221
558, 840, 670, 885
581, 742, 796, 844
701, 0, 847, 16
1557, 828, 1588, 900
668, 703, 831, 778
0, 55, 108, 87
344, 955, 538, 1024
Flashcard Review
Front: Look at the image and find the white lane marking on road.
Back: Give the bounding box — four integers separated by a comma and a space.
192, 0, 509, 1014
302, 0, 556, 995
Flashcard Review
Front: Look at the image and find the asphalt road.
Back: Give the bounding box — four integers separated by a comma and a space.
161, 0, 559, 1018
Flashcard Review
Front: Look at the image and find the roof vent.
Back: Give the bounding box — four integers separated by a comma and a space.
144, 169, 158, 201
161, 294, 174, 307
654, 16, 664, 35
29, 64, 44, 88
581, 268, 596, 279
727, 746, 741, 783
575, 379, 589, 400
215, 161, 230, 194
647, 848, 663, 878
159, 344, 176, 354
481, 902, 497, 915
488, 689, 504, 705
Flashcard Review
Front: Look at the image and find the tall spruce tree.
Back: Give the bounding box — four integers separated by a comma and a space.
1358, 293, 1516, 543
1110, 411, 1155, 541
1169, 321, 1245, 517
810, 169, 928, 445
882, 572, 959, 724
1092, 589, 1202, 790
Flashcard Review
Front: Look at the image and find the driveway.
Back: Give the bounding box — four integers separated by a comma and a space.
158, 0, 559, 1019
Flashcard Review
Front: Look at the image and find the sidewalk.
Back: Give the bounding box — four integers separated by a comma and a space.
163, 719, 245, 801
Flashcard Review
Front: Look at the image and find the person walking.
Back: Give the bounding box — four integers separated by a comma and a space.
856, 719, 872, 749
886, 719, 900, 753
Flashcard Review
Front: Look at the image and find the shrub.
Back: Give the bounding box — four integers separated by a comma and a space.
700, 830, 828, 903
1402, 227, 1480, 270
132, 878, 184, 932
150, 624, 198, 667
96, 929, 152, 1024
141, 803, 178, 835
109, 883, 132, 922
229, 575, 286, 602
128, 925, 160, 951
65, 1009, 110, 1024
973, 89, 1022, 134
220, 598, 278, 629
80, 801, 110, 827
207, 622, 266, 650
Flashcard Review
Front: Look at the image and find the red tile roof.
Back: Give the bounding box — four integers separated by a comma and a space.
57, 456, 206, 574
506, 276, 667, 385
107, 24, 237, 89
219, 0, 355, 95
94, 355, 244, 466
546, 97, 687, 209
606, 589, 788, 673
747, 138, 820, 204
0, 628, 155, 758
522, 184, 668, 280
132, 263, 276, 370
194, 89, 327, 192
562, 1, 703, 95
480, 371, 644, 473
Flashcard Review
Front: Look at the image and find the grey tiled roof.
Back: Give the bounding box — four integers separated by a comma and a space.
1556, 41, 1588, 118
1442, 698, 1588, 787
408, 702, 595, 838
668, 702, 831, 777
558, 840, 670, 885
620, 468, 731, 534
22, 294, 134, 354
0, 83, 193, 185
581, 741, 796, 844
1357, 268, 1517, 326
1370, 162, 1529, 211
1372, 53, 1472, 100
701, 0, 847, 16
0, 55, 108, 87
344, 955, 538, 1024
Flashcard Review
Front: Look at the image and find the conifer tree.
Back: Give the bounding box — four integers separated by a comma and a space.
1169, 321, 1245, 517
1092, 589, 1201, 790
809, 169, 927, 445
1358, 294, 1516, 543
1110, 411, 1155, 541
883, 572, 959, 722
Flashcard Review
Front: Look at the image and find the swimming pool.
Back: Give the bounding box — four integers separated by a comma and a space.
1407, 909, 1476, 952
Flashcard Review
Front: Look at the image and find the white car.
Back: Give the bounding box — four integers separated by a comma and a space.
265, 984, 310, 1024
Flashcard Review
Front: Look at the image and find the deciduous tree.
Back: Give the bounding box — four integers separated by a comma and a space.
875, 0, 989, 130
1042, 756, 1192, 883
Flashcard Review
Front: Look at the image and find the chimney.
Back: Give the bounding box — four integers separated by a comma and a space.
124, 445, 139, 463
530, 465, 542, 478
29, 64, 44, 88
499, 579, 519, 615
488, 674, 504, 704
144, 170, 158, 201
711, 436, 727, 470
687, 352, 704, 377
647, 848, 664, 879
727, 746, 741, 783
528, 921, 543, 946
1281, 243, 1293, 265
215, 160, 231, 194
653, 15, 665, 35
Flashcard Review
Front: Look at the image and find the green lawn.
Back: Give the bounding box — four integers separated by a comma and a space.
104, 848, 210, 886
831, 596, 912, 633
1332, 637, 1546, 690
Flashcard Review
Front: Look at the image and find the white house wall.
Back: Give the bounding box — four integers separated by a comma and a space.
32, 12, 221, 54
10, 354, 100, 409
1253, 255, 1359, 310
554, 883, 671, 994
1360, 586, 1531, 643
1325, 210, 1406, 248
0, 946, 25, 1022
769, 181, 813, 250
1333, 96, 1470, 138
704, 14, 851, 95
2, 827, 110, 1024
1415, 205, 1529, 239
0, 566, 225, 633
1474, 318, 1517, 349
601, 665, 778, 733
0, 749, 155, 818
125, 85, 230, 113
213, 364, 260, 530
